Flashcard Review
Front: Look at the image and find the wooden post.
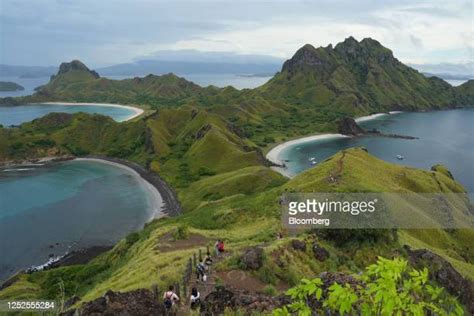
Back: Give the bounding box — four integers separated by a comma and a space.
182, 276, 187, 298
175, 282, 180, 299
193, 253, 197, 267
207, 245, 210, 256
199, 249, 202, 262
151, 283, 159, 300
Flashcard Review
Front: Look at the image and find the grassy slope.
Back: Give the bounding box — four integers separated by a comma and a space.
1, 147, 472, 309
1, 39, 474, 309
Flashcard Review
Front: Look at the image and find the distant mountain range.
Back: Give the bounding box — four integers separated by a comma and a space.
95, 60, 280, 76
409, 62, 473, 80
3, 37, 474, 120
1, 51, 471, 81
0, 64, 57, 78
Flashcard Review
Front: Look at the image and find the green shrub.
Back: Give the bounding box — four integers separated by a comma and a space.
197, 167, 216, 177
172, 225, 189, 240
263, 285, 277, 296
273, 257, 464, 315
257, 265, 277, 285
125, 232, 140, 246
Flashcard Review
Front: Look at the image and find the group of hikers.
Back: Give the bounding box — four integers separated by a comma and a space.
163, 240, 225, 314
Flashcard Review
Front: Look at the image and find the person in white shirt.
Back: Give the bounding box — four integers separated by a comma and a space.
190, 287, 200, 309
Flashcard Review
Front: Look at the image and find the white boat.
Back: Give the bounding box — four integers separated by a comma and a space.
311, 160, 318, 165
309, 157, 316, 161
396, 155, 404, 160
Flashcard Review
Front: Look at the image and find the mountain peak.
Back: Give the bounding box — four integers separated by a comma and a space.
55, 60, 100, 79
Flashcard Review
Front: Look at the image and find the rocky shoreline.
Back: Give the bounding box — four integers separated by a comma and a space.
0, 154, 182, 217
84, 155, 182, 217
337, 117, 418, 139
0, 154, 182, 287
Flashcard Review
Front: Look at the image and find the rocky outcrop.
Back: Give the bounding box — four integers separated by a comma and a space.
337, 117, 365, 135
406, 246, 474, 313
55, 60, 100, 79
240, 247, 264, 270
62, 289, 165, 316
338, 117, 418, 139
291, 239, 306, 251
194, 124, 212, 139
200, 286, 289, 315
312, 243, 330, 261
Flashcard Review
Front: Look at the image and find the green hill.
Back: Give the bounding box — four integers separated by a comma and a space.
259, 37, 463, 116
1, 145, 472, 312
0, 81, 24, 92
0, 37, 473, 313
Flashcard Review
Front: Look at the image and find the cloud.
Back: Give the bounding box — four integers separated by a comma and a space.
0, 0, 471, 66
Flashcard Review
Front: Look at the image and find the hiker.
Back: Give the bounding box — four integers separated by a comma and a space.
196, 260, 206, 282
190, 287, 201, 310
163, 285, 179, 314
204, 253, 213, 274
217, 240, 225, 254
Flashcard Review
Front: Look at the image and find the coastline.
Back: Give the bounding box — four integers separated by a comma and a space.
0, 155, 181, 282
266, 111, 403, 177
0, 155, 181, 218
266, 134, 348, 177
82, 155, 182, 217
35, 102, 144, 121
75, 158, 165, 221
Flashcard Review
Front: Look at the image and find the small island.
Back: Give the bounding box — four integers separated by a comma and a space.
0, 81, 25, 92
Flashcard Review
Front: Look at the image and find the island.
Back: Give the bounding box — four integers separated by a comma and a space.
0, 81, 24, 92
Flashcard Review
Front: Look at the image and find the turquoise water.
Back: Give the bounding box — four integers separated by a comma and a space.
279, 108, 474, 194
0, 103, 137, 126
0, 160, 161, 281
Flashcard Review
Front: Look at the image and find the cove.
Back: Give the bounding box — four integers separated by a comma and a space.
0, 159, 162, 281
0, 102, 143, 126
274, 108, 474, 194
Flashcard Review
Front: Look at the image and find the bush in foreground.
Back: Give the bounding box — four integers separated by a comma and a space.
273, 257, 464, 315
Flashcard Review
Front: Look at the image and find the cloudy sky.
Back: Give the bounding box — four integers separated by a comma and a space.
0, 0, 472, 67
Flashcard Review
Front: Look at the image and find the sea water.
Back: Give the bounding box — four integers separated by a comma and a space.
0, 159, 162, 281
279, 108, 474, 194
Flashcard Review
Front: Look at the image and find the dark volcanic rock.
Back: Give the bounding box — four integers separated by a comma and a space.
291, 239, 306, 251
337, 117, 365, 135
63, 289, 165, 316
240, 247, 264, 270
200, 286, 288, 315
63, 295, 80, 310
195, 124, 212, 139
406, 246, 474, 313
312, 243, 330, 261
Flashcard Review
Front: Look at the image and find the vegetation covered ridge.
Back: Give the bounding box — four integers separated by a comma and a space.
1, 144, 473, 313
0, 37, 473, 314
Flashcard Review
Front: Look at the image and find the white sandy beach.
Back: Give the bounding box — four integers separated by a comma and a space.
266, 134, 348, 175
38, 102, 144, 121
75, 158, 164, 220
354, 113, 389, 123
266, 111, 403, 177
